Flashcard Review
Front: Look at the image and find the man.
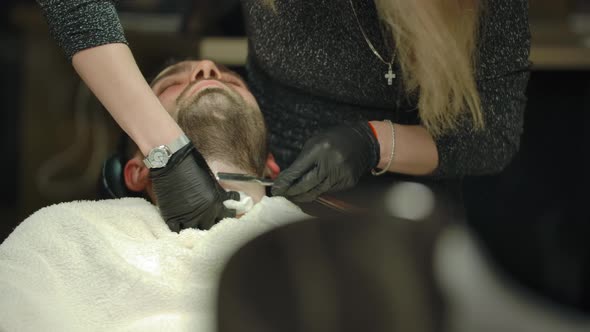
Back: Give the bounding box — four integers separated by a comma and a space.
124, 59, 280, 207
0, 59, 308, 332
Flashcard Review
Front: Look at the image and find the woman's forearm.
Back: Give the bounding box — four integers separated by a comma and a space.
73, 44, 184, 155
38, 0, 182, 154
369, 121, 439, 175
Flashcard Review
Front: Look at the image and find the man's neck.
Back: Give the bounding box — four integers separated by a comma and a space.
208, 161, 266, 204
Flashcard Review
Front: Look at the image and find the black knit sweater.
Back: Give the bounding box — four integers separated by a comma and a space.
37, 0, 531, 177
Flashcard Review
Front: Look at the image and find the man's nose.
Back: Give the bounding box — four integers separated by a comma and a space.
191, 60, 222, 81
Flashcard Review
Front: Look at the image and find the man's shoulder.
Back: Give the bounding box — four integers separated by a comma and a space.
29, 197, 158, 223
4, 198, 163, 245
246, 196, 311, 224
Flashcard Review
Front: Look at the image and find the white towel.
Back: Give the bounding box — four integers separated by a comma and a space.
0, 196, 309, 332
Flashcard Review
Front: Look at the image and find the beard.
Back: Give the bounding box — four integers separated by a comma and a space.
175, 88, 268, 176
178, 88, 240, 120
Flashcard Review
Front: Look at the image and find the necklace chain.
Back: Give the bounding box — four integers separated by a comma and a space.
348, 0, 397, 85
348, 0, 396, 66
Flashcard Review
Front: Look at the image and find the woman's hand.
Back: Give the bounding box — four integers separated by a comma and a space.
272, 122, 380, 202
150, 144, 239, 232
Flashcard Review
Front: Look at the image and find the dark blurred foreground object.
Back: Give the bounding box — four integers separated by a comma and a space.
217, 214, 444, 332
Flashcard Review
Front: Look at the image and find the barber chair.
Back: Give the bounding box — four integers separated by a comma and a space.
98, 135, 142, 199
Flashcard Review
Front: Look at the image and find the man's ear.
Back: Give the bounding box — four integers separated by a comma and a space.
124, 157, 151, 192
263, 153, 281, 179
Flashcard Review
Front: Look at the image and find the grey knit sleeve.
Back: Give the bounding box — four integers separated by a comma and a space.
432, 0, 531, 178
36, 0, 128, 60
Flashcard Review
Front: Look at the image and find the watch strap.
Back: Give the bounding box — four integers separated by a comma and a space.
143, 134, 191, 169
144, 158, 154, 169
167, 134, 191, 154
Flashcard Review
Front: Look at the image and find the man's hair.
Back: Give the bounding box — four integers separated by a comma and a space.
177, 88, 268, 177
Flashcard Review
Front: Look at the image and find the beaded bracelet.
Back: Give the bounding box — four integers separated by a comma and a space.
371, 119, 395, 176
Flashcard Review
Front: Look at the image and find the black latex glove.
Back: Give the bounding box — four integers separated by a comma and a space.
272, 121, 380, 202
150, 144, 240, 232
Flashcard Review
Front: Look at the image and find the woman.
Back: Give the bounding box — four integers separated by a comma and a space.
36, 0, 530, 229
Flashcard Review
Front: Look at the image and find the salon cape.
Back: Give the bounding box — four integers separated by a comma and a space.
0, 196, 309, 332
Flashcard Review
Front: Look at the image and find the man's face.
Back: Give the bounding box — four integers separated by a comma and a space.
151, 59, 271, 178
123, 59, 278, 204
150, 60, 259, 115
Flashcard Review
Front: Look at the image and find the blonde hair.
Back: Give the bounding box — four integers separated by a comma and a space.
263, 0, 484, 136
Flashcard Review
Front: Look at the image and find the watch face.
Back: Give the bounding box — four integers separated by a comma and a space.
149, 147, 170, 168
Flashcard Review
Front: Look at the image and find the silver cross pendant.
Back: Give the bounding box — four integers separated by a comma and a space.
384, 64, 396, 86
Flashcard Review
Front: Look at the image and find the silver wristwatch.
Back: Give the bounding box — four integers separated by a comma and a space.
143, 134, 191, 169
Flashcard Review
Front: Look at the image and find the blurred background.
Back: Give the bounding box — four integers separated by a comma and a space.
0, 0, 588, 328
